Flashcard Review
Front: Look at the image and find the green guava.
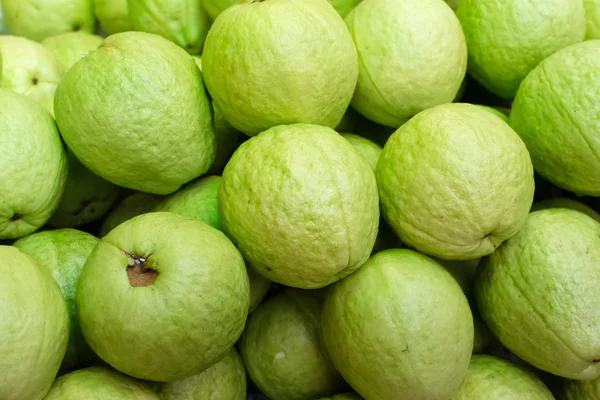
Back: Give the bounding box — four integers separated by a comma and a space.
98, 192, 163, 237
246, 266, 271, 313
0, 89, 67, 239
77, 212, 250, 382
202, 0, 358, 136
204, 0, 361, 19
476, 209, 600, 379
346, 0, 467, 127
370, 219, 403, 254
54, 32, 216, 194
44, 367, 159, 399
584, 0, 600, 39
128, 0, 211, 54
42, 31, 104, 73
558, 374, 600, 399
510, 41, 600, 196
0, 35, 62, 115
452, 355, 554, 399
48, 151, 122, 229
157, 348, 246, 400
14, 228, 100, 373
457, 0, 585, 100
240, 289, 345, 400
2, 0, 95, 41
377, 103, 534, 260
0, 246, 69, 400
476, 105, 509, 123
219, 124, 379, 289
531, 198, 600, 222
322, 249, 473, 400
319, 394, 363, 400
94, 0, 133, 34
444, 0, 461, 10
341, 133, 382, 172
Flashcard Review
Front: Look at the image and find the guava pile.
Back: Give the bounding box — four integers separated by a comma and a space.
1, 0, 599, 399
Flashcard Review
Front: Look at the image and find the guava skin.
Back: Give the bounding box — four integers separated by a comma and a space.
531, 198, 600, 222
42, 31, 104, 73
0, 246, 69, 400
476, 209, 600, 380
585, 0, 600, 39
94, 0, 133, 34
77, 212, 250, 382
0, 89, 68, 239
203, 0, 358, 136
204, 0, 361, 19
99, 192, 163, 237
44, 367, 160, 399
322, 249, 473, 400
558, 374, 600, 399
54, 32, 216, 195
14, 229, 100, 373
341, 133, 382, 172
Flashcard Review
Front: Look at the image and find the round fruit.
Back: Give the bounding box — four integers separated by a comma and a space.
476, 209, 600, 379
14, 229, 100, 373
44, 367, 159, 399
54, 31, 216, 194
452, 355, 554, 399
341, 133, 382, 172
377, 103, 534, 260
202, 0, 358, 136
584, 0, 600, 39
558, 374, 600, 399
476, 105, 509, 123
457, 0, 585, 99
240, 289, 345, 400
98, 192, 163, 237
346, 0, 466, 127
531, 198, 600, 222
319, 393, 363, 400
0, 89, 67, 239
510, 41, 600, 196
77, 212, 250, 382
158, 348, 246, 400
322, 249, 473, 400
219, 124, 379, 289
94, 0, 133, 34
0, 246, 69, 400
42, 31, 103, 73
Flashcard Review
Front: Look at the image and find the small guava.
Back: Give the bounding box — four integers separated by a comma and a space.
531, 197, 600, 222
341, 133, 382, 172
94, 0, 134, 34
584, 0, 600, 39
42, 31, 104, 73
99, 192, 163, 237
476, 105, 509, 123
558, 374, 600, 399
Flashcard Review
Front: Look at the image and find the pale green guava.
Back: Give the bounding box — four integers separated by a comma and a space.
476, 105, 509, 123
531, 198, 600, 222
341, 133, 382, 172
157, 348, 246, 400
322, 249, 473, 400
42, 31, 103, 73
2, 0, 95, 41
99, 192, 163, 237
0, 35, 62, 115
0, 246, 69, 400
219, 124, 379, 289
48, 151, 122, 229
0, 89, 67, 239
240, 289, 345, 400
457, 0, 585, 100
476, 209, 600, 380
558, 374, 600, 399
77, 212, 250, 382
94, 0, 133, 34
346, 0, 467, 127
377, 103, 534, 260
452, 355, 554, 399
510, 41, 600, 196
584, 0, 600, 39
203, 0, 358, 136
14, 229, 100, 373
128, 0, 211, 54
54, 32, 216, 194
44, 367, 159, 399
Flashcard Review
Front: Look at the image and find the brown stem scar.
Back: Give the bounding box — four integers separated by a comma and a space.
10, 214, 22, 222
124, 251, 158, 287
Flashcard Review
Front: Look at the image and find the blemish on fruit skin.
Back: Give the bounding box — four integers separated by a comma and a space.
274, 351, 286, 359
10, 214, 22, 222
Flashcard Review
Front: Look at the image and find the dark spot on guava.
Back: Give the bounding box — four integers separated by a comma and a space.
10, 214, 22, 222
31, 77, 39, 85
483, 233, 491, 239
124, 252, 158, 287
73, 24, 81, 31
266, 267, 272, 272
402, 344, 409, 353
594, 359, 600, 363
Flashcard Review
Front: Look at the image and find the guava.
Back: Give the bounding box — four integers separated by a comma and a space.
510, 41, 600, 196
319, 394, 363, 400
322, 249, 473, 400
346, 0, 467, 127
452, 355, 554, 399
377, 103, 534, 260
476, 105, 509, 123
0, 35, 62, 115
219, 124, 379, 289
14, 228, 100, 373
98, 192, 163, 237
370, 219, 403, 254
246, 266, 272, 313
457, 0, 585, 100
476, 209, 600, 379
341, 133, 382, 172
444, 0, 461, 10
44, 367, 159, 399
94, 0, 133, 34
240, 289, 345, 400
204, 0, 361, 19
157, 348, 246, 400
54, 32, 216, 194
48, 151, 122, 229
334, 107, 362, 133
77, 212, 250, 381
42, 31, 103, 73
2, 0, 95, 41
202, 0, 358, 136
0, 90, 67, 239
129, 0, 211, 54
584, 0, 600, 39
0, 246, 69, 400
558, 374, 600, 399
531, 198, 600, 222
